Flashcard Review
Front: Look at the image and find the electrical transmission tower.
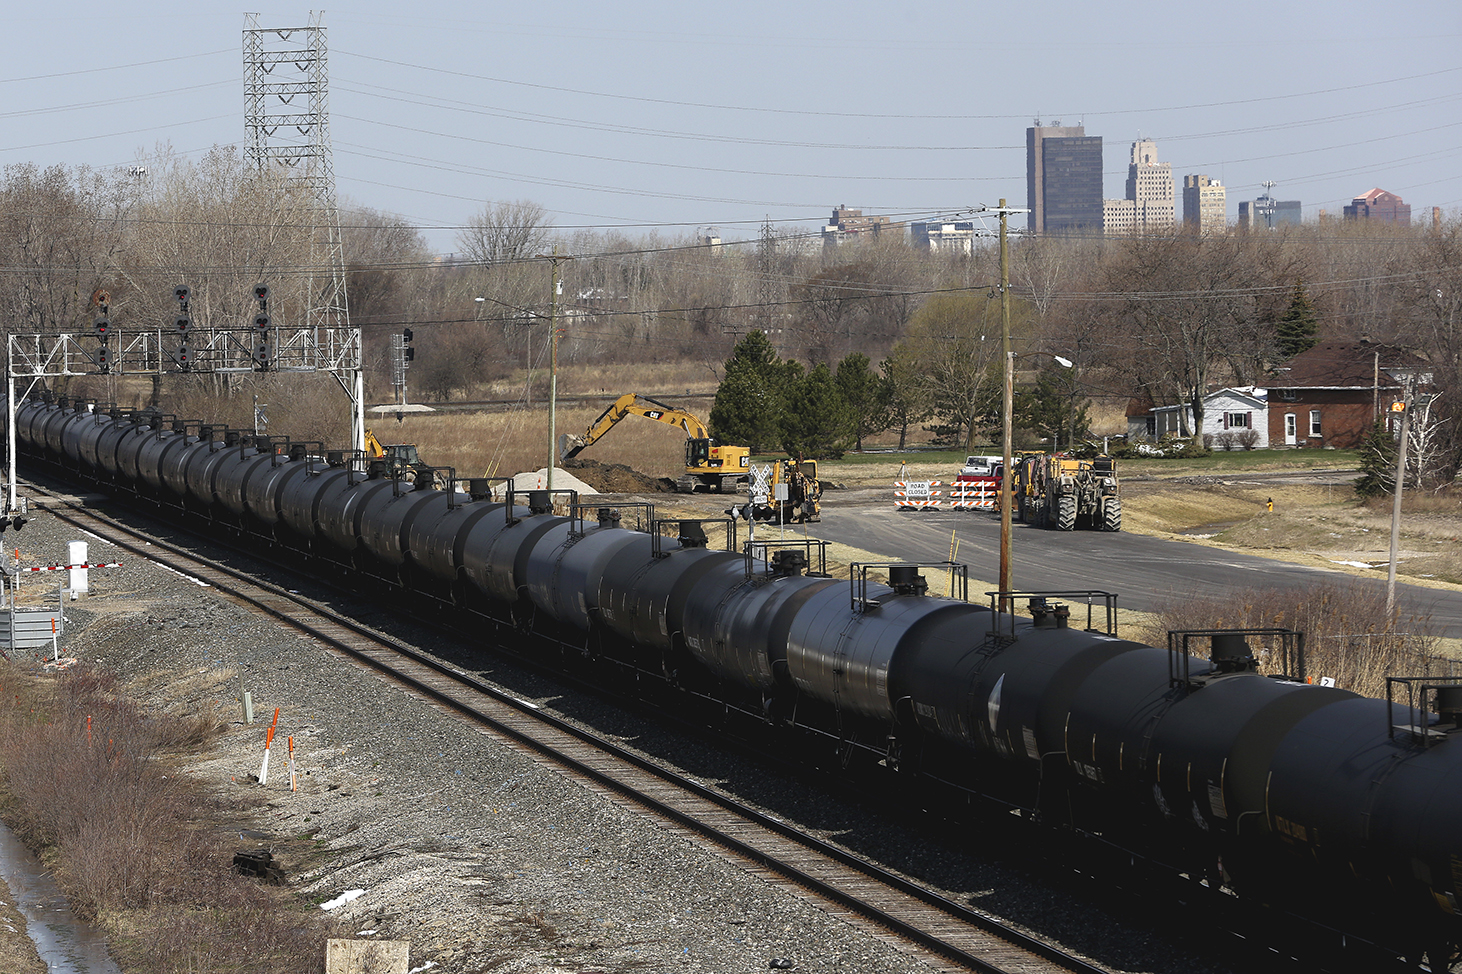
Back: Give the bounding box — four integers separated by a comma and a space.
243, 11, 363, 448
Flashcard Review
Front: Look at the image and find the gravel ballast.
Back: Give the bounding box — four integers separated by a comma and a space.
6, 499, 1240, 974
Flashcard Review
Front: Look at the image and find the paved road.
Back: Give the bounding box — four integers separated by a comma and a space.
803, 493, 1462, 639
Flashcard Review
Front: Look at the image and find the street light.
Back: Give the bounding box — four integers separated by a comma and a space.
999, 350, 1073, 612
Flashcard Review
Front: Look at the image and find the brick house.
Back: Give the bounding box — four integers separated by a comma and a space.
1266, 341, 1430, 448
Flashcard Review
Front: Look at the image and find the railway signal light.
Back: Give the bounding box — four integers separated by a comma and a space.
254, 312, 271, 330
403, 327, 414, 362
175, 315, 191, 334
254, 284, 270, 306
94, 317, 110, 338
174, 285, 191, 303
96, 345, 111, 371
170, 345, 192, 368
253, 340, 272, 368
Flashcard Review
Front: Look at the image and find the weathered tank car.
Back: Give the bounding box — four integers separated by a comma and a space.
14, 392, 1462, 970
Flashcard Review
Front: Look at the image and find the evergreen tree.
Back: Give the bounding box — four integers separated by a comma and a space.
1014, 359, 1091, 450
1276, 280, 1320, 359
834, 352, 892, 451
781, 363, 855, 459
1354, 416, 1398, 498
709, 330, 802, 453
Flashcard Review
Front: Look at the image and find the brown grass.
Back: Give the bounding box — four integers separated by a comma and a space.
1134, 579, 1450, 699
0, 662, 337, 973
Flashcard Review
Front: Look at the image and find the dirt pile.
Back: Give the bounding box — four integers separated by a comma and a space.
564, 458, 676, 493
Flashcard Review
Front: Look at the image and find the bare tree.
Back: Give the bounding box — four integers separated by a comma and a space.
456, 200, 552, 265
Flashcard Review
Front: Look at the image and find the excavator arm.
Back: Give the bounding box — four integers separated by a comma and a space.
559, 393, 709, 459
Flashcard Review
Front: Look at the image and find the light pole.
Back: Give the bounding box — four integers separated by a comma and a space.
999, 350, 1072, 610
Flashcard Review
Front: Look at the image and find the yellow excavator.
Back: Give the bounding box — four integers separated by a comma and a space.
559, 393, 750, 493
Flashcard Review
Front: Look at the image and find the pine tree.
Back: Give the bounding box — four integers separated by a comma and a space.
834, 352, 891, 451
1276, 280, 1320, 360
781, 363, 854, 459
1353, 416, 1398, 498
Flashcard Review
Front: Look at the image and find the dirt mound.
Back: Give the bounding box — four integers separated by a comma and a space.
564, 458, 677, 493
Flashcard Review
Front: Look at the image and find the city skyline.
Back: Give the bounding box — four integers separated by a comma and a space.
2, 2, 1458, 252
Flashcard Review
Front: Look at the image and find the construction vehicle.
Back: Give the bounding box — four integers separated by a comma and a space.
364, 429, 433, 485
559, 393, 750, 493
748, 458, 821, 522
1013, 453, 1121, 531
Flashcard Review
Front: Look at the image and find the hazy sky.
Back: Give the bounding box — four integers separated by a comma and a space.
5, 2, 1460, 252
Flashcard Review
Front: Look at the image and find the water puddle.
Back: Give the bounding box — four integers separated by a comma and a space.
0, 819, 122, 974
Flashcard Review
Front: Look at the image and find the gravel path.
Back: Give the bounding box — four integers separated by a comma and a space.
8, 499, 1240, 974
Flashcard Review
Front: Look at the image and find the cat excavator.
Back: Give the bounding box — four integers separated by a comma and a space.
559, 393, 750, 493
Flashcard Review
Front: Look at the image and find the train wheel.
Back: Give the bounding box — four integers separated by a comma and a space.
1056, 495, 1077, 531
1103, 498, 1122, 532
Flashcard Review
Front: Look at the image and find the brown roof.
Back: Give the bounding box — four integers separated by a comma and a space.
1269, 341, 1429, 389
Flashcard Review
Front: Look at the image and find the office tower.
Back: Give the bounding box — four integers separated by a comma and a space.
1343, 188, 1411, 225
1103, 139, 1175, 235
1183, 174, 1226, 235
1027, 123, 1103, 234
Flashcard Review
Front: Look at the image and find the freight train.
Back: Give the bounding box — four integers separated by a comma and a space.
13, 393, 1462, 970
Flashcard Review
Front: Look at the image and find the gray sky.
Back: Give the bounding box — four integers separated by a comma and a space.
5, 2, 1460, 252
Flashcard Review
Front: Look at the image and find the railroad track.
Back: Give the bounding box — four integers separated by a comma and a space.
32, 485, 1111, 974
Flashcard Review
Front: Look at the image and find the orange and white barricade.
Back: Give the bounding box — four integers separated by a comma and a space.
894, 481, 942, 510
948, 478, 998, 510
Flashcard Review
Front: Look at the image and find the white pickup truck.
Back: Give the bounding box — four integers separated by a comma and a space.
957, 455, 1003, 480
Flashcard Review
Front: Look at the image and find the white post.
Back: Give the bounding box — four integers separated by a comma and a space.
68, 541, 89, 599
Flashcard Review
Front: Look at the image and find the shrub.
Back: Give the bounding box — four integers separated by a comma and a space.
1237, 427, 1260, 450
1214, 431, 1236, 451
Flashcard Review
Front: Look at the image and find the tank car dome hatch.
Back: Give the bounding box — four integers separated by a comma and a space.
770, 549, 806, 578
1437, 685, 1462, 729
677, 521, 709, 549
1027, 596, 1070, 629
1210, 632, 1258, 673
888, 565, 927, 596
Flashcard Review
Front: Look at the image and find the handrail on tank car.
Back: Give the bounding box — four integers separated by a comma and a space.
1386, 676, 1462, 747
1166, 627, 1305, 688
986, 590, 1119, 639
650, 518, 737, 558
855, 562, 966, 612
745, 538, 829, 579
567, 501, 655, 536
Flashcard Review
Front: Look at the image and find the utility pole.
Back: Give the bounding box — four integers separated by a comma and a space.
537, 250, 570, 492
967, 198, 1027, 613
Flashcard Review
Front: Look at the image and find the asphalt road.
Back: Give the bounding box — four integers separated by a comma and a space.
801, 492, 1462, 639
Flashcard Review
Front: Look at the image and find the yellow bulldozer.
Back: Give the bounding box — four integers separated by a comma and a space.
559, 393, 750, 493
1013, 453, 1121, 531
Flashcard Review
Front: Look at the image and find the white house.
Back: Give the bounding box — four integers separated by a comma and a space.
1131, 387, 1269, 448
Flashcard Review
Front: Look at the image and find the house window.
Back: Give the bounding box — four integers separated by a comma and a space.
1224, 412, 1250, 429
1278, 389, 1298, 402
1309, 410, 1323, 437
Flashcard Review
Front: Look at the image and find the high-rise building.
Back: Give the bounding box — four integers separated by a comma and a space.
1343, 188, 1411, 225
1026, 123, 1103, 234
910, 218, 976, 254
1183, 174, 1226, 235
821, 205, 895, 249
1103, 139, 1175, 236
1239, 194, 1301, 229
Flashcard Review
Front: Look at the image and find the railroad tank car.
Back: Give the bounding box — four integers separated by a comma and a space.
13, 392, 1462, 970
